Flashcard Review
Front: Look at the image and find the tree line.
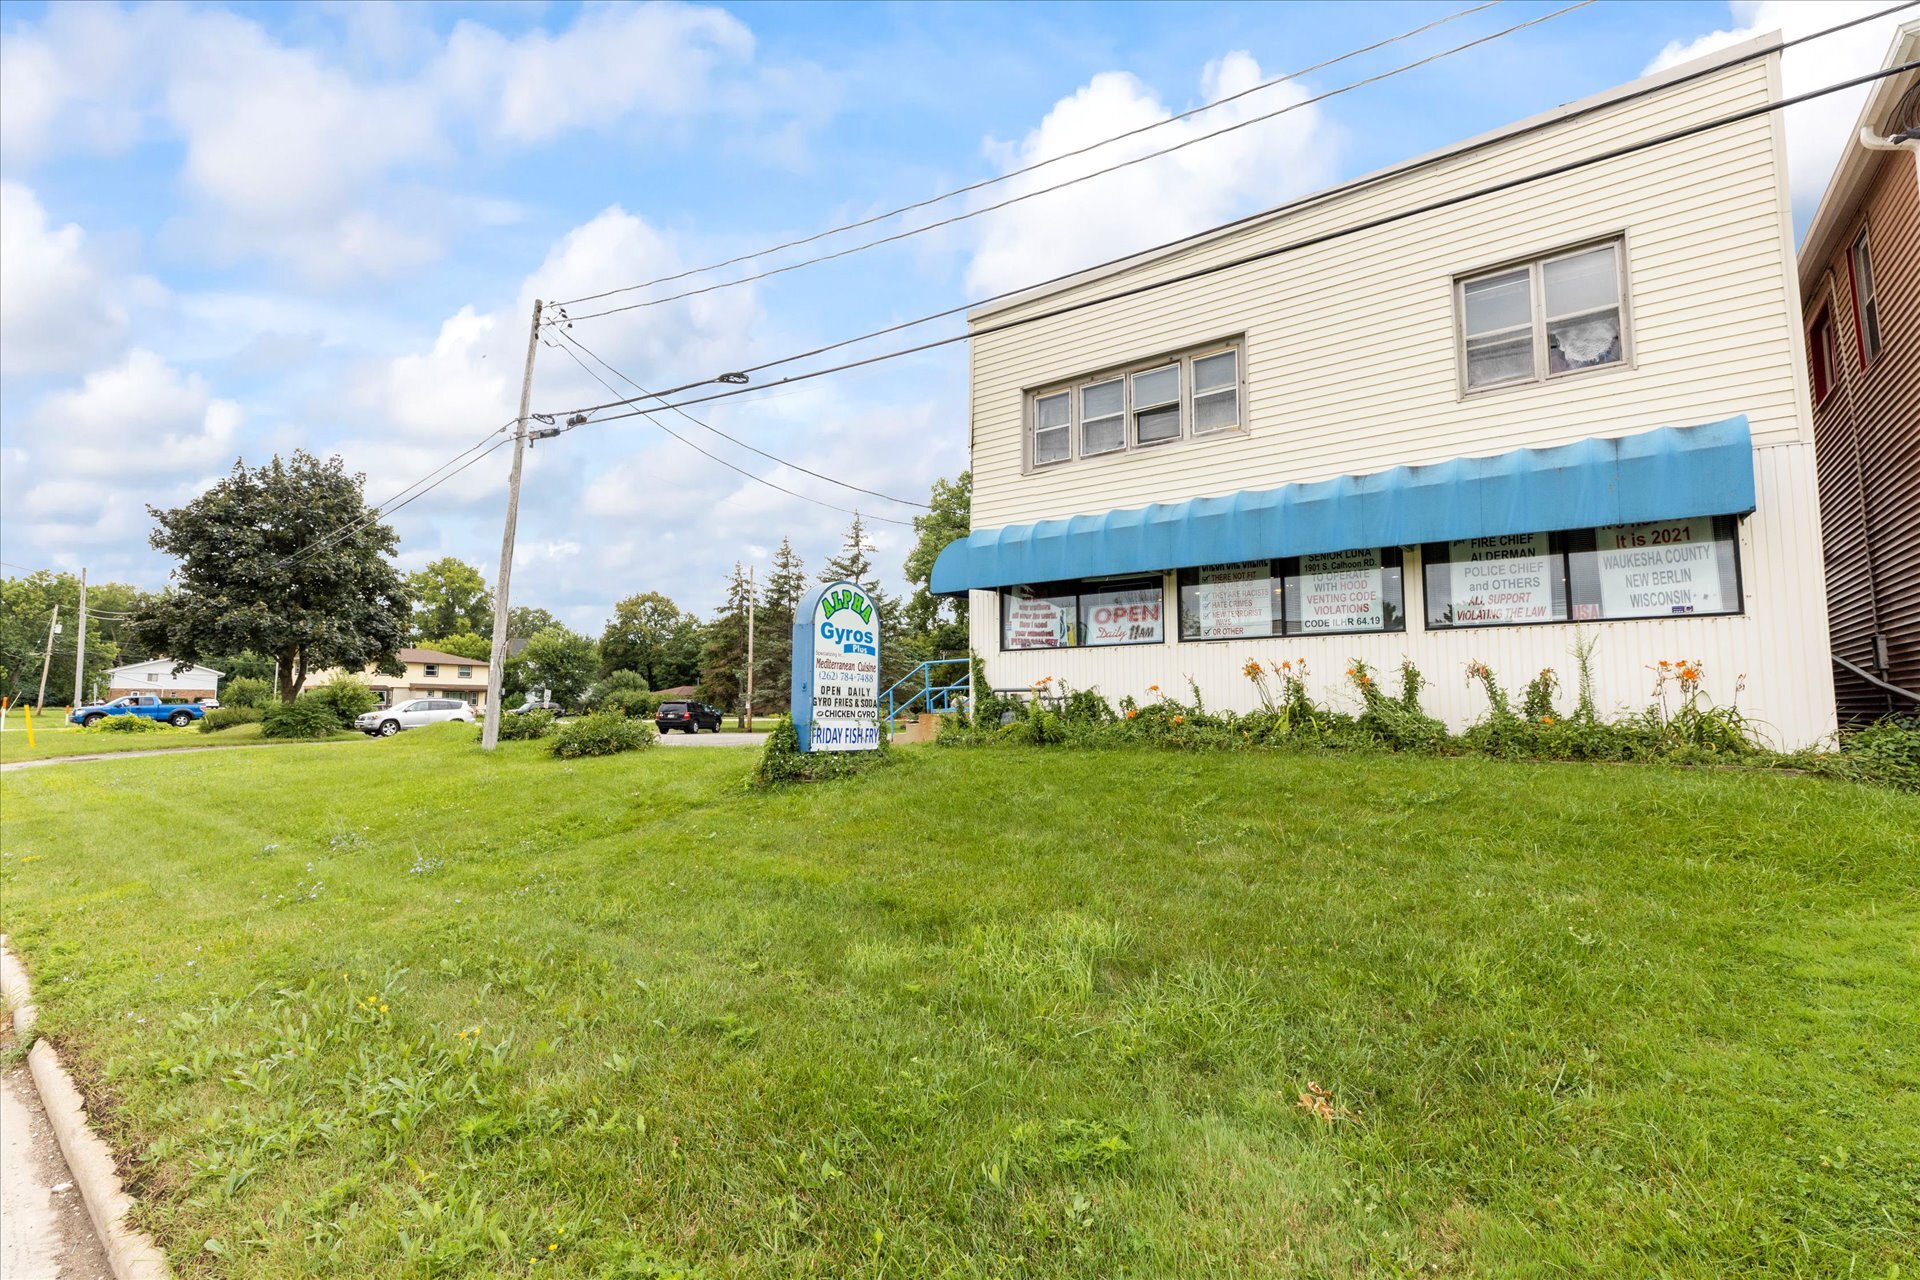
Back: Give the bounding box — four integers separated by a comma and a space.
2, 450, 972, 716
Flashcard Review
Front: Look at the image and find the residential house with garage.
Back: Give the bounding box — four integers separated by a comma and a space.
307, 647, 492, 710
106, 658, 224, 701
1799, 19, 1919, 723
932, 34, 1842, 748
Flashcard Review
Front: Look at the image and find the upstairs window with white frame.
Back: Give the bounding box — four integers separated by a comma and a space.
1028, 340, 1242, 468
1459, 240, 1628, 391
1850, 227, 1882, 366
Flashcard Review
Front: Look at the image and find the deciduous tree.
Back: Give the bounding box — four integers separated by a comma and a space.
517, 625, 600, 709
601, 591, 702, 689
132, 452, 410, 702
407, 557, 492, 641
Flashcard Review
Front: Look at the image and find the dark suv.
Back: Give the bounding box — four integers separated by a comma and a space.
654, 700, 724, 733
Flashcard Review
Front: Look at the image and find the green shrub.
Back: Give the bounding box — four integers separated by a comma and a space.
1801, 715, 1920, 792
262, 695, 343, 739
499, 709, 556, 741
199, 706, 266, 734
220, 676, 272, 709
89, 714, 162, 734
305, 677, 380, 727
550, 711, 655, 759
754, 716, 892, 786
600, 687, 658, 718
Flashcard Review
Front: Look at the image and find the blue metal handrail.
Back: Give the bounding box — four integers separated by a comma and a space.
881, 658, 971, 721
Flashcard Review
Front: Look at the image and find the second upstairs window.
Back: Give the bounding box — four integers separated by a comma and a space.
1029, 340, 1242, 468
1459, 239, 1629, 392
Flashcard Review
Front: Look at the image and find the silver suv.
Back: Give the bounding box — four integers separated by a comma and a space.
356, 698, 477, 737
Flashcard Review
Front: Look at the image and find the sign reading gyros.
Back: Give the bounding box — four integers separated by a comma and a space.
791, 580, 882, 752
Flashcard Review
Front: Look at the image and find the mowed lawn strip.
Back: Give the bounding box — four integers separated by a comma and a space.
0, 725, 1914, 1277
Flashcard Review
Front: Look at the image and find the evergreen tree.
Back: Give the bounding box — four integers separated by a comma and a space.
820, 514, 907, 687
699, 563, 754, 715
756, 537, 805, 708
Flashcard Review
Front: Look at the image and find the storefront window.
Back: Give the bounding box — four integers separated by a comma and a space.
1000, 577, 1163, 650
1177, 549, 1404, 639
1426, 518, 1740, 627
1567, 516, 1741, 619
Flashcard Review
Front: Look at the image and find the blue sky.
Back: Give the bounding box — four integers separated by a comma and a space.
0, 0, 1899, 630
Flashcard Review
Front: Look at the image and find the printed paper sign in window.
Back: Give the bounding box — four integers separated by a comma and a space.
1446, 534, 1559, 625
1585, 518, 1728, 618
1081, 584, 1163, 646
1192, 562, 1271, 638
1004, 587, 1076, 649
1296, 549, 1385, 632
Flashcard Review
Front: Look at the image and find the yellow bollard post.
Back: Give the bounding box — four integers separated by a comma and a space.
24, 701, 36, 747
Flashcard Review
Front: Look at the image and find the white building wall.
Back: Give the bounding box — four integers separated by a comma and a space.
970, 443, 1839, 750
968, 46, 1810, 530
961, 39, 1840, 749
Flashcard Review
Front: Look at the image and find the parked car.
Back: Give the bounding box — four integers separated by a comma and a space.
194, 696, 221, 709
654, 700, 723, 733
69, 695, 206, 728
508, 700, 563, 715
355, 698, 477, 737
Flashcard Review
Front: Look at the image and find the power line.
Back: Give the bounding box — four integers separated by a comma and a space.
544, 331, 914, 526
554, 9, 1916, 426
548, 0, 1504, 312
553, 0, 1594, 325
285, 422, 517, 567
549, 329, 928, 509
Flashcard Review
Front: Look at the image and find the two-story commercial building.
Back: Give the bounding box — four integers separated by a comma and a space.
933, 35, 1840, 749
1800, 20, 1918, 723
307, 647, 491, 709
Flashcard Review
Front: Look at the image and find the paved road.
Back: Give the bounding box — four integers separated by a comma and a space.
656, 731, 768, 747
1, 1063, 110, 1280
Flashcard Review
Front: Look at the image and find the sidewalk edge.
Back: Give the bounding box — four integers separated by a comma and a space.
1, 935, 173, 1280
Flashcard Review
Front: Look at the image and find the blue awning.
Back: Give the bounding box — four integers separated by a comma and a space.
931, 415, 1755, 593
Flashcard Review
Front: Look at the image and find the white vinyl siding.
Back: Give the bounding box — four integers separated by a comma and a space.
972, 445, 1835, 750
969, 48, 1809, 531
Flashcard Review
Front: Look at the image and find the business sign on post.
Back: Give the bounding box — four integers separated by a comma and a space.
790, 580, 882, 753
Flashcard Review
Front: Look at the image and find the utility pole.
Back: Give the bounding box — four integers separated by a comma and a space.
35, 606, 59, 712
482, 298, 544, 750
71, 567, 87, 711
745, 565, 755, 732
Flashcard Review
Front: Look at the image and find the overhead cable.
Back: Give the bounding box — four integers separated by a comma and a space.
554, 0, 1595, 324
545, 332, 913, 526
284, 421, 516, 567
548, 0, 1504, 311
549, 329, 928, 509
549, 4, 1915, 424
565, 54, 1920, 428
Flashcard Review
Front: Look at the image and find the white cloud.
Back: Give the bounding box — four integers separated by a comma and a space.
1645, 1, 1908, 212
18, 349, 242, 482
966, 52, 1341, 297
0, 183, 131, 374
0, 2, 777, 281
437, 2, 756, 144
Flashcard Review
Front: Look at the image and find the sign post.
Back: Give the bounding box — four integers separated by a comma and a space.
790, 580, 882, 753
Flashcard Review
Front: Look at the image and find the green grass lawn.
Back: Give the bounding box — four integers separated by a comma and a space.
1, 727, 1914, 1277
0, 720, 366, 763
